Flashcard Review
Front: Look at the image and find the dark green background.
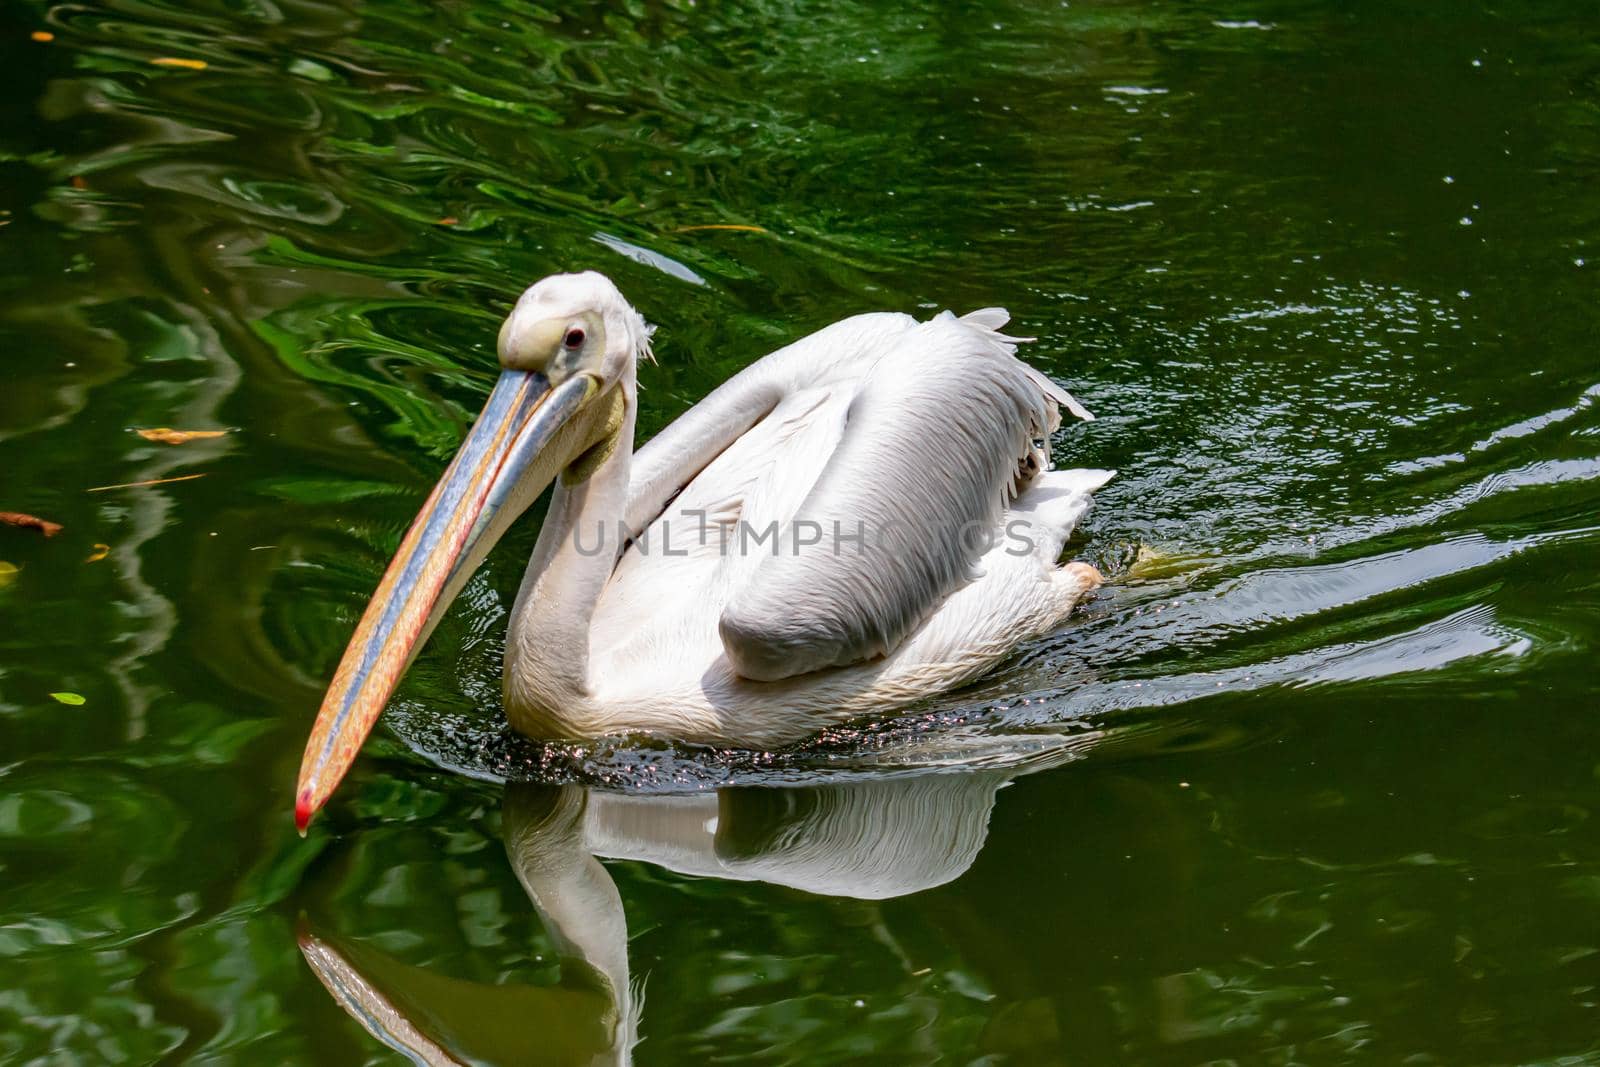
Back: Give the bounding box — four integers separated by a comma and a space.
1, 0, 1596, 1062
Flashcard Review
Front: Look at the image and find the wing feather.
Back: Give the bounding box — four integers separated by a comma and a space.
718, 310, 1088, 680
623, 314, 916, 535
621, 306, 1092, 683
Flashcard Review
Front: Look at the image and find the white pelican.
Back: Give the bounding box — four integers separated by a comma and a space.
295, 271, 1112, 829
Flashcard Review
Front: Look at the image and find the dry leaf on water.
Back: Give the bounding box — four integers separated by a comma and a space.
86, 543, 110, 563
137, 428, 228, 445
0, 561, 18, 588
150, 57, 207, 70
0, 511, 63, 537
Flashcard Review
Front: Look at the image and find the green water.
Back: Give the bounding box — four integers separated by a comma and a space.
2, 0, 1598, 1062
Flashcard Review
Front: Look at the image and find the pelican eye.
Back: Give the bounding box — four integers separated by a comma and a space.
563, 327, 586, 349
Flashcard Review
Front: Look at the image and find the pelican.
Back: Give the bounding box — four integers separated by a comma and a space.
295, 271, 1112, 829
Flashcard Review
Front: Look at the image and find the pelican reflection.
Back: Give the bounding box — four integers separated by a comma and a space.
300, 768, 1022, 1064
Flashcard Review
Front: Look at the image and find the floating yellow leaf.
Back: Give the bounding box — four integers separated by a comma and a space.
0, 561, 17, 588
150, 57, 207, 70
672, 224, 769, 234
87, 473, 207, 492
136, 427, 228, 445
50, 692, 86, 706
436, 216, 459, 226
31, 30, 54, 42
86, 543, 110, 563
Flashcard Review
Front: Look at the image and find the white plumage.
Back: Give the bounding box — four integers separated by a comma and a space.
295, 271, 1113, 827
501, 274, 1112, 747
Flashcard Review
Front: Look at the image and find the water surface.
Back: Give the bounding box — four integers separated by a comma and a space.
1, 0, 1598, 1062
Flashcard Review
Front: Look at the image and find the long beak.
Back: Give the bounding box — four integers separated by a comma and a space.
295, 370, 595, 832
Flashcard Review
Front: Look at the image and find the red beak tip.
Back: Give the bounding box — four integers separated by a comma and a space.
294, 793, 315, 836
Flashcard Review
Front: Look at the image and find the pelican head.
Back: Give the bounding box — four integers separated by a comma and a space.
294, 272, 648, 832
498, 271, 653, 387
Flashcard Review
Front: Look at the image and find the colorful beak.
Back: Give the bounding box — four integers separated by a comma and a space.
295, 370, 594, 832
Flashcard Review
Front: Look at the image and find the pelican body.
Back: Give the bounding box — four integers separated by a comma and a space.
295, 272, 1112, 828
